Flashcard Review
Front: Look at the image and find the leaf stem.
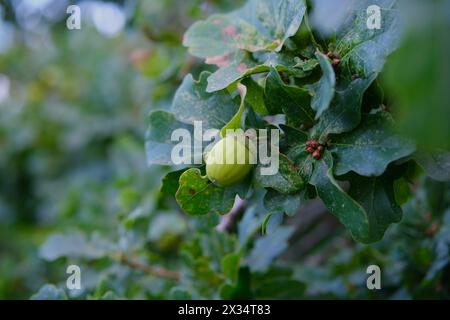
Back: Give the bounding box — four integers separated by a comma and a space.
303, 12, 322, 52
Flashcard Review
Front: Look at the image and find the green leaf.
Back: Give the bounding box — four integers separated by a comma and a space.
264, 68, 315, 125
280, 124, 308, 147
336, 0, 401, 78
256, 51, 318, 78
220, 83, 247, 136
172, 72, 238, 130
183, 0, 307, 92
347, 171, 403, 242
310, 51, 335, 119
175, 168, 248, 216
393, 178, 412, 205
160, 168, 188, 196
281, 125, 315, 182
220, 267, 253, 299
30, 284, 67, 300
168, 287, 192, 300
414, 150, 450, 182
183, 0, 306, 57
145, 110, 198, 166
332, 112, 416, 176
254, 153, 304, 194
252, 267, 305, 299
264, 188, 301, 216
39, 232, 110, 261
289, 149, 316, 183
310, 151, 370, 242
205, 51, 310, 93
310, 152, 402, 243
312, 76, 375, 139
247, 226, 294, 272
205, 51, 267, 93
241, 77, 268, 115
221, 252, 241, 283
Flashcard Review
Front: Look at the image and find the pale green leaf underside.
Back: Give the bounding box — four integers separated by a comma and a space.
415, 150, 450, 182
183, 0, 307, 92
145, 110, 201, 166
310, 51, 335, 119
172, 72, 238, 130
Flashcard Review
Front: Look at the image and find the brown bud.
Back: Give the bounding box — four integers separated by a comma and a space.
332, 58, 340, 66
311, 141, 319, 148
317, 145, 324, 151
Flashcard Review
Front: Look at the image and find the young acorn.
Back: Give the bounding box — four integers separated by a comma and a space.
204, 131, 256, 186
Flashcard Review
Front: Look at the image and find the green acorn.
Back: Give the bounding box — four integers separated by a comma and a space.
204, 132, 256, 186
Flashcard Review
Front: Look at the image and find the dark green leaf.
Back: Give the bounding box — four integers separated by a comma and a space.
347, 172, 403, 242
336, 0, 400, 78
254, 153, 304, 194
264, 188, 301, 216
161, 168, 188, 196
264, 68, 314, 125
312, 76, 375, 139
332, 112, 416, 176
311, 152, 403, 243
281, 128, 315, 182
175, 168, 248, 216
252, 268, 305, 299
221, 252, 241, 283
280, 124, 308, 147
310, 152, 370, 242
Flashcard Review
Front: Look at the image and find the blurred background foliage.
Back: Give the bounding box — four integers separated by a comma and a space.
0, 0, 449, 299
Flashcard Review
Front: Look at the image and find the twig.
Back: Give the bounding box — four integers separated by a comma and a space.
113, 253, 180, 281
216, 197, 247, 232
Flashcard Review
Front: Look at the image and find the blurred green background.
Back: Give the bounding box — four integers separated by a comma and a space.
0, 0, 449, 299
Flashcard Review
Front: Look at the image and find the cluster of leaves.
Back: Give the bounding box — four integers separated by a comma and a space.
146, 0, 450, 244
294, 178, 450, 299
1, 0, 449, 300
